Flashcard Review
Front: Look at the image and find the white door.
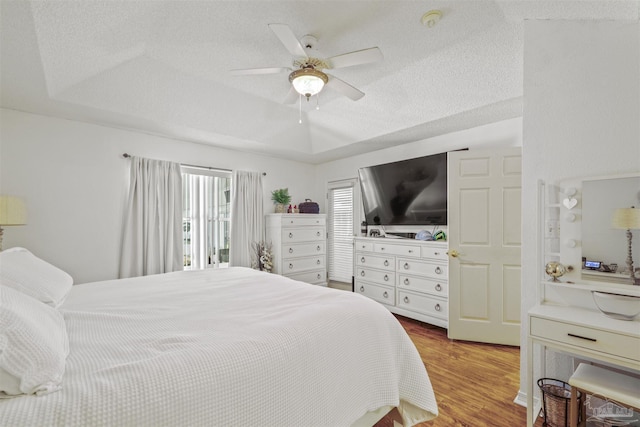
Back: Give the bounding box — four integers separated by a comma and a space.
447, 147, 522, 346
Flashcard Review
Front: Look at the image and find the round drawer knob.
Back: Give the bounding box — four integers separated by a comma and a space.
289, 248, 293, 254
404, 296, 410, 304
404, 278, 410, 285
383, 274, 389, 281
435, 304, 441, 312
288, 263, 293, 269
435, 266, 442, 274
435, 283, 442, 291
361, 257, 366, 263
316, 231, 321, 237
404, 263, 409, 270
360, 286, 365, 292
317, 245, 321, 251
383, 291, 389, 298
317, 273, 321, 279
288, 232, 293, 238
408, 249, 413, 253
316, 259, 321, 265
360, 271, 365, 276
384, 260, 389, 266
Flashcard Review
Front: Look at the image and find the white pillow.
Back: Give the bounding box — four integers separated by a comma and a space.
0, 247, 73, 307
0, 286, 69, 397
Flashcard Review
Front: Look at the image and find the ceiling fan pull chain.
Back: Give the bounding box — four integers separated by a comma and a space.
298, 94, 302, 124
316, 93, 320, 110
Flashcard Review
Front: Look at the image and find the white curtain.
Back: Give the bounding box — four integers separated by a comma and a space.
229, 171, 263, 267
119, 156, 183, 278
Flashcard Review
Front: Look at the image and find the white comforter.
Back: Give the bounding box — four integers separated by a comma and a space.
0, 267, 437, 426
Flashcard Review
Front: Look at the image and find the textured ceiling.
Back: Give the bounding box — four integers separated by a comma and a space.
1, 1, 638, 163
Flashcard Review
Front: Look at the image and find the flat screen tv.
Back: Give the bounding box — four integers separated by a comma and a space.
358, 153, 447, 226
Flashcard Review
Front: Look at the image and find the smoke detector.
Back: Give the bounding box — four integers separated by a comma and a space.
421, 10, 442, 28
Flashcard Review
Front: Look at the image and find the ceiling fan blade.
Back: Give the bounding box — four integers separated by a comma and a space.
326, 47, 383, 69
326, 74, 365, 101
268, 23, 308, 58
230, 67, 291, 76
283, 86, 299, 104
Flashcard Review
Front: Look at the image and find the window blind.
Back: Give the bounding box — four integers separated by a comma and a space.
328, 184, 354, 283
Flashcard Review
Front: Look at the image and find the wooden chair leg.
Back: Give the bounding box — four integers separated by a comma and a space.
569, 387, 579, 427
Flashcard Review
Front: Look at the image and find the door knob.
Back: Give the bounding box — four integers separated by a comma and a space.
448, 249, 462, 258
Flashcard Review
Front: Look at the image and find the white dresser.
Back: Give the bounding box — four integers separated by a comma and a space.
266, 214, 327, 286
354, 237, 449, 328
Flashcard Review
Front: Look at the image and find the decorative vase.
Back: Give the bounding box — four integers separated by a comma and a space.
275, 204, 286, 213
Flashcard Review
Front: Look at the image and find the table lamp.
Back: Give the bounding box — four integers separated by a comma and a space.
0, 196, 26, 251
612, 206, 640, 285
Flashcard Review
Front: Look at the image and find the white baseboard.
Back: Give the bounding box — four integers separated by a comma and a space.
514, 390, 542, 422
513, 390, 528, 408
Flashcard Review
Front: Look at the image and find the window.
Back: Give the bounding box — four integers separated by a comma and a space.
328, 180, 356, 283
182, 167, 231, 269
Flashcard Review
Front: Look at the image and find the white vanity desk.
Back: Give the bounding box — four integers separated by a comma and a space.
526, 281, 640, 426
527, 175, 640, 426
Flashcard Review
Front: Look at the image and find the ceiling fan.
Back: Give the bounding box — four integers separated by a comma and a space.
231, 24, 383, 103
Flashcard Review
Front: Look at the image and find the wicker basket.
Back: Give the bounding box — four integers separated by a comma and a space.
537, 378, 582, 427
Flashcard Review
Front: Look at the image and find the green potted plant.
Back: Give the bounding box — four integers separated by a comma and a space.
271, 188, 291, 213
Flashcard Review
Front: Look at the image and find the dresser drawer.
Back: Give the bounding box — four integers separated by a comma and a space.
283, 256, 325, 274
355, 253, 395, 271
283, 241, 325, 259
282, 227, 325, 243
355, 281, 395, 305
398, 275, 448, 297
356, 267, 395, 286
355, 241, 374, 252
421, 245, 448, 261
280, 215, 326, 227
530, 316, 640, 362
398, 259, 448, 280
374, 243, 421, 258
398, 291, 447, 319
287, 269, 326, 285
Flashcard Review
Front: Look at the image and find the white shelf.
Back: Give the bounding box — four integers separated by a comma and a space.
543, 280, 640, 298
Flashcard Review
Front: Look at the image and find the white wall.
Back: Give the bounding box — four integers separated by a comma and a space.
0, 109, 319, 283
521, 19, 640, 394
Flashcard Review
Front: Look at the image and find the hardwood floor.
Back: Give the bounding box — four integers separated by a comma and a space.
378, 315, 544, 427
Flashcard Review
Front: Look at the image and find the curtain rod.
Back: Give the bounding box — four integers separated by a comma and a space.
122, 153, 266, 176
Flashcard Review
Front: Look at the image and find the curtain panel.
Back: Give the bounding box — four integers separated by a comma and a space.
119, 156, 183, 278
229, 171, 263, 268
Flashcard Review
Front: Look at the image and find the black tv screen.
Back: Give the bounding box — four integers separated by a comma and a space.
358, 153, 447, 226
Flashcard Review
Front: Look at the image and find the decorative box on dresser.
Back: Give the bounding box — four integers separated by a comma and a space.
266, 214, 327, 286
354, 237, 449, 328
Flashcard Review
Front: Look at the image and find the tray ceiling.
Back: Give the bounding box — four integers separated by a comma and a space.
1, 1, 638, 163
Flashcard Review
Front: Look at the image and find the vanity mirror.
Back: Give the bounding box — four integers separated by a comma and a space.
582, 175, 640, 284
557, 173, 640, 285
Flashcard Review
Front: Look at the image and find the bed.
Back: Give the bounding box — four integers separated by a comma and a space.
0, 248, 438, 426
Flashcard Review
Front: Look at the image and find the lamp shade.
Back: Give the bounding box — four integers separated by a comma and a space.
0, 196, 26, 226
612, 207, 640, 230
289, 67, 328, 98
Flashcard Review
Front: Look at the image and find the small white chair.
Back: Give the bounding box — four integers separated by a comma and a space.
568, 363, 640, 427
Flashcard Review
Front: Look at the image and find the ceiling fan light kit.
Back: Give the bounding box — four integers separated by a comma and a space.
289, 67, 329, 99
232, 23, 382, 109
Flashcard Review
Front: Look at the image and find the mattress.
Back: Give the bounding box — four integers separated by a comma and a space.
0, 267, 437, 426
